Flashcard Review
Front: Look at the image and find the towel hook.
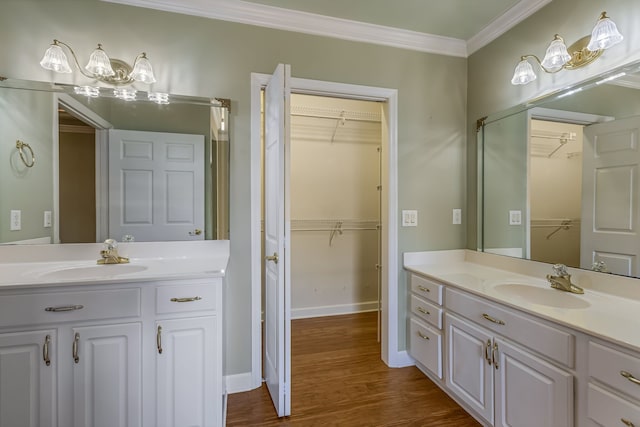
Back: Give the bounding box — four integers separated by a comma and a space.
16, 140, 35, 168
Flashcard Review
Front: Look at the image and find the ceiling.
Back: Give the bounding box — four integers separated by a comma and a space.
103, 0, 553, 56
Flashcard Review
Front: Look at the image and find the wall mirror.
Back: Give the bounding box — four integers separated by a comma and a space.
1, 77, 229, 244
479, 59, 640, 279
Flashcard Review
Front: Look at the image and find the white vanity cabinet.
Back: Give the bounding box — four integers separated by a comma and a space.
0, 277, 225, 427
408, 273, 444, 379
587, 340, 640, 427
445, 288, 574, 427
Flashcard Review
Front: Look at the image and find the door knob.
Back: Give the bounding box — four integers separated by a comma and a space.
265, 252, 279, 264
189, 228, 203, 236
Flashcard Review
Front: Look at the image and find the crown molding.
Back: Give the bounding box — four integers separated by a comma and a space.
467, 0, 553, 55
102, 0, 467, 57
102, 0, 549, 58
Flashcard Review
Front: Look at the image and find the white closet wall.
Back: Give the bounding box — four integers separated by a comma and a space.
290, 94, 381, 319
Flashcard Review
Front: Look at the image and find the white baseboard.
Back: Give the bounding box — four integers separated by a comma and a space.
225, 372, 259, 394
387, 350, 415, 368
291, 301, 379, 319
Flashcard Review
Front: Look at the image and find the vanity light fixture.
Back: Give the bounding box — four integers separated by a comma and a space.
40, 39, 156, 85
511, 11, 623, 85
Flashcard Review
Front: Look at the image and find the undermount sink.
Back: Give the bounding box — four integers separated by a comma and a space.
493, 283, 591, 309
40, 264, 148, 280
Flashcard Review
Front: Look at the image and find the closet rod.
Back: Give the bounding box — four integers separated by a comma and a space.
292, 227, 378, 232
290, 112, 381, 123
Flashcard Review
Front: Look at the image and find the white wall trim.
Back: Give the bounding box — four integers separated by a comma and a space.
291, 302, 379, 320
225, 372, 255, 394
250, 70, 400, 391
393, 350, 416, 368
467, 0, 553, 55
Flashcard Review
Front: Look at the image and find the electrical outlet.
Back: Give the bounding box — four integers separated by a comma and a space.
10, 210, 21, 231
402, 210, 418, 227
44, 211, 52, 228
452, 209, 462, 225
509, 210, 522, 225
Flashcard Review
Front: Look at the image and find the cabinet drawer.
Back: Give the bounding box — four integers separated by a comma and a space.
410, 294, 442, 329
588, 383, 640, 427
589, 341, 640, 400
156, 283, 217, 314
446, 287, 575, 368
409, 318, 442, 379
0, 288, 140, 327
410, 274, 443, 305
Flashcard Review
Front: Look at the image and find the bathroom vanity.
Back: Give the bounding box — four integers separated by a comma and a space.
0, 240, 229, 427
405, 250, 640, 427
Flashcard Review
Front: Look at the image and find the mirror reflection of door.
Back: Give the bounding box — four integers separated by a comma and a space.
58, 107, 97, 243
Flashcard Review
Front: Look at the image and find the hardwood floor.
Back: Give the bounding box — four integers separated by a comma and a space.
226, 312, 481, 426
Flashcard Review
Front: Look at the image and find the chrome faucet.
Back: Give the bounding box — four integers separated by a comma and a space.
97, 239, 130, 265
546, 264, 583, 294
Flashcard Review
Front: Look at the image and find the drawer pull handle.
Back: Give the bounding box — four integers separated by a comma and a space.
482, 313, 505, 325
485, 339, 492, 366
170, 296, 202, 303
621, 370, 640, 386
417, 331, 430, 341
157, 326, 163, 354
43, 335, 51, 367
72, 332, 80, 364
492, 341, 499, 370
416, 306, 430, 315
621, 419, 635, 427
45, 304, 84, 312
417, 285, 430, 293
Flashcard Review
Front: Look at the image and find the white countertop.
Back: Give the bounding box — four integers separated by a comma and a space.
0, 240, 230, 289
404, 250, 640, 353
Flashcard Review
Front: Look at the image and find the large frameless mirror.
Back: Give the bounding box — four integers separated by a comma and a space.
479, 59, 640, 279
1, 77, 229, 244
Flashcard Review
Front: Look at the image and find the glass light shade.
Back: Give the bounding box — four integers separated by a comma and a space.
587, 13, 624, 51
541, 36, 571, 71
40, 43, 72, 73
511, 59, 537, 85
130, 54, 156, 84
85, 45, 115, 77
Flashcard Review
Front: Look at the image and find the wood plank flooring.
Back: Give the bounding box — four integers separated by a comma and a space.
226, 312, 481, 426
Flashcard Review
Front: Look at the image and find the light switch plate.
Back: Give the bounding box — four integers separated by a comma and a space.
44, 211, 52, 228
402, 210, 418, 227
452, 209, 462, 225
10, 210, 21, 231
509, 210, 522, 225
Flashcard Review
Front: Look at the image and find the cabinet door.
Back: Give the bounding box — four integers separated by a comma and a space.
72, 323, 142, 427
156, 316, 219, 427
445, 313, 494, 424
0, 330, 56, 427
494, 338, 573, 427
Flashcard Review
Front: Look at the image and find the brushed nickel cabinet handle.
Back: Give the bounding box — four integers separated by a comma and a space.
621, 418, 635, 427
72, 332, 80, 364
417, 331, 430, 341
416, 306, 430, 315
45, 304, 84, 312
492, 341, 499, 370
621, 370, 640, 386
417, 285, 430, 293
482, 313, 505, 325
157, 326, 163, 354
485, 339, 492, 366
43, 335, 51, 367
170, 296, 202, 303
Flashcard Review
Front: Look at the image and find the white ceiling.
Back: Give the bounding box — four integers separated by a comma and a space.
102, 0, 553, 56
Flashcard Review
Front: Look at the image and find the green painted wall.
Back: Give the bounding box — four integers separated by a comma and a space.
0, 0, 467, 375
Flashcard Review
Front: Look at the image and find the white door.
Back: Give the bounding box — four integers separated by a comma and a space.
72, 323, 141, 427
156, 317, 218, 427
263, 63, 292, 417
494, 338, 573, 427
108, 129, 205, 242
0, 330, 56, 427
581, 116, 640, 276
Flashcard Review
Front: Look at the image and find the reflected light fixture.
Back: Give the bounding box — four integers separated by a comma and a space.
40, 39, 156, 86
511, 11, 623, 85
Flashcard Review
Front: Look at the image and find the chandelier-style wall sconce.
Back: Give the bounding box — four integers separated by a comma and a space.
511, 11, 623, 85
